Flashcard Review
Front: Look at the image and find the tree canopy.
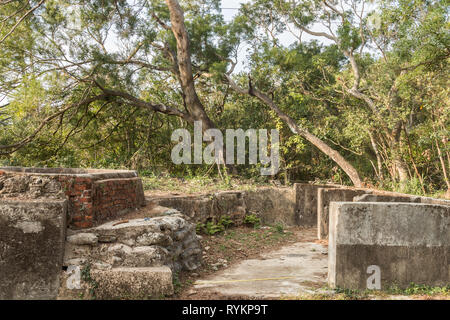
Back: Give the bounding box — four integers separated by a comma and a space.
0, 0, 448, 197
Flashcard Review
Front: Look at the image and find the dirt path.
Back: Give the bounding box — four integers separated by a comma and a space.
179, 228, 328, 299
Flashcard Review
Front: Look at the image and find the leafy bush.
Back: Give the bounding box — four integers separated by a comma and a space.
196, 221, 225, 235
243, 214, 261, 228
218, 216, 234, 229
274, 223, 284, 234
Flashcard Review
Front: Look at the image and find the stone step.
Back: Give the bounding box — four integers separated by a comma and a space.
63, 214, 202, 273
89, 267, 174, 299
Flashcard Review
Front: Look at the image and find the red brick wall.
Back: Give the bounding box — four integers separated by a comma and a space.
58, 176, 95, 229
57, 176, 145, 229
92, 177, 145, 224
0, 169, 146, 229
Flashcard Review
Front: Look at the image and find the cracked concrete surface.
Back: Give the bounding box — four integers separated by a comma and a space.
193, 232, 328, 298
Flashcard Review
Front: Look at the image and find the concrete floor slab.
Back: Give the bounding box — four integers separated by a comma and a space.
193, 235, 328, 298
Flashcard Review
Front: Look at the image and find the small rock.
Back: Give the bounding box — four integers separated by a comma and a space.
108, 243, 132, 255
136, 232, 172, 246
187, 290, 197, 296
211, 265, 218, 271
67, 233, 98, 245
204, 246, 210, 251
121, 239, 136, 247
183, 259, 201, 271
98, 235, 117, 243
64, 258, 87, 266
92, 262, 111, 270
163, 208, 180, 216
111, 256, 123, 265
191, 273, 199, 277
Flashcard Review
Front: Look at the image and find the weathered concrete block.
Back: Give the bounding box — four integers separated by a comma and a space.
153, 195, 214, 222
0, 199, 67, 299
214, 191, 246, 225
244, 187, 296, 225
90, 267, 174, 299
328, 202, 450, 290
294, 183, 339, 226
153, 188, 296, 226
419, 196, 450, 206
317, 188, 370, 239
354, 193, 421, 203
67, 233, 98, 245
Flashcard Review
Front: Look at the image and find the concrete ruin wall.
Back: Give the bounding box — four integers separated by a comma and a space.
245, 187, 296, 225
0, 199, 67, 299
294, 183, 341, 227
328, 202, 449, 290
150, 187, 297, 226
152, 183, 450, 234
2, 166, 449, 298
0, 167, 145, 228
317, 188, 370, 239
318, 189, 450, 240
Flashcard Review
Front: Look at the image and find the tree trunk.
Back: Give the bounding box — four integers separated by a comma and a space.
226, 76, 363, 187
368, 130, 384, 181
435, 136, 450, 198
403, 126, 426, 194
165, 0, 214, 132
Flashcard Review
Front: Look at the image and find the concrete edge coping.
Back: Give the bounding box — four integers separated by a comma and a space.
0, 166, 138, 180
0, 198, 68, 205
330, 201, 450, 209
146, 187, 296, 202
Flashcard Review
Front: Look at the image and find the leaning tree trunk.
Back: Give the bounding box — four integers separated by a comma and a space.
256, 92, 363, 187
368, 130, 384, 181
226, 76, 363, 187
435, 135, 450, 199
166, 0, 214, 132
166, 0, 230, 169
390, 123, 409, 183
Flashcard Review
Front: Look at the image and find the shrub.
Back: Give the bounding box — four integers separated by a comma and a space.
243, 214, 261, 228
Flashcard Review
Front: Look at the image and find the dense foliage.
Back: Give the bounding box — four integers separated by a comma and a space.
0, 0, 448, 197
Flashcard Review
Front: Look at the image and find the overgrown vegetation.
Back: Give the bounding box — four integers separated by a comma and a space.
243, 214, 262, 228
142, 174, 271, 195
0, 0, 448, 199
196, 221, 226, 235
80, 263, 99, 300
291, 283, 450, 300
196, 213, 264, 235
